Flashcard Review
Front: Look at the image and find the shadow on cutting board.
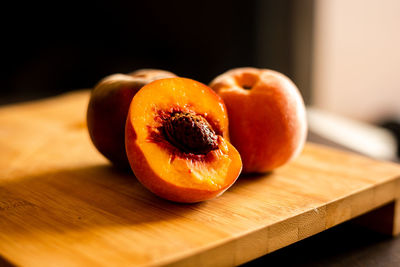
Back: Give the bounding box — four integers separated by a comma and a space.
0, 160, 275, 238
0, 164, 207, 235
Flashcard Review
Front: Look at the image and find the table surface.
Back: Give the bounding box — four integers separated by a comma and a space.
0, 91, 399, 267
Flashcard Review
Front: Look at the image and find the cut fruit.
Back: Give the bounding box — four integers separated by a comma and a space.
125, 77, 242, 203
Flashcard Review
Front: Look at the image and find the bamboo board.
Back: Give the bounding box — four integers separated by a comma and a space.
0, 91, 399, 267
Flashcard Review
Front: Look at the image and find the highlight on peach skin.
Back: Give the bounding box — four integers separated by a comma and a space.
210, 67, 307, 173
125, 77, 242, 203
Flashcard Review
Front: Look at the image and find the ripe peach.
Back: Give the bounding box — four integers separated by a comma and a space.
210, 67, 307, 173
125, 77, 242, 202
87, 69, 176, 167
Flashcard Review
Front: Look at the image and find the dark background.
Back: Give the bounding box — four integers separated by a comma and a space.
0, 0, 314, 105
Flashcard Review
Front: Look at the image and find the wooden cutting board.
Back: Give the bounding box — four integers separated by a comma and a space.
1, 91, 399, 267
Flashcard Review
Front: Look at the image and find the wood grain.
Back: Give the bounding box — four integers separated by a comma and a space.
0, 91, 399, 267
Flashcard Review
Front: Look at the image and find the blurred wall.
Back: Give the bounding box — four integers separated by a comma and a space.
256, 0, 314, 105
0, 1, 256, 104
312, 0, 400, 123
1, 1, 312, 105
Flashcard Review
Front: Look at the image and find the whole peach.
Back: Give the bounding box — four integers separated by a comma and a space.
209, 67, 307, 173
87, 69, 176, 167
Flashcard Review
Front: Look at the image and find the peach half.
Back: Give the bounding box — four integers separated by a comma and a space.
125, 77, 242, 203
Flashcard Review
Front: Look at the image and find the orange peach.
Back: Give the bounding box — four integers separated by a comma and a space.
125, 77, 242, 202
87, 69, 176, 167
210, 67, 307, 173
